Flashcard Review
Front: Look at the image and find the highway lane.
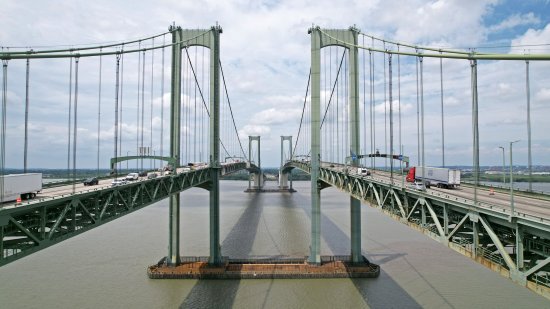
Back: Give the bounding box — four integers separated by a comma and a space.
320, 163, 550, 220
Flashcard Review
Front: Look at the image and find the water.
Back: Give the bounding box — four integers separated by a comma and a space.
0, 181, 547, 308
480, 181, 550, 194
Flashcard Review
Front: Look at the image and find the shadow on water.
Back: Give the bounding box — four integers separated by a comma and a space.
294, 189, 423, 308
180, 193, 264, 308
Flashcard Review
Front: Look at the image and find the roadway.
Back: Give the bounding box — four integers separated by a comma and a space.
320, 162, 550, 221
0, 166, 207, 210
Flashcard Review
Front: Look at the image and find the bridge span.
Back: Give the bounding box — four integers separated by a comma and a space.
283, 159, 550, 295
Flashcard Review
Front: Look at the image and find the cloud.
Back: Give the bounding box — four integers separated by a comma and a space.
250, 107, 302, 125
238, 124, 271, 139
489, 13, 541, 32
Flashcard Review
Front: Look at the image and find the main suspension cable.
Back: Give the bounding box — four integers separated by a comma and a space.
293, 68, 311, 157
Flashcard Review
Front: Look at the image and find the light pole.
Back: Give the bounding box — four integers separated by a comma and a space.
498, 146, 505, 184
509, 140, 520, 216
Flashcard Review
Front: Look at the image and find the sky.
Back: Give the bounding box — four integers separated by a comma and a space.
1, 0, 550, 169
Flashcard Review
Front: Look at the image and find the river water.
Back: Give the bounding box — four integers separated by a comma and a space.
0, 181, 547, 308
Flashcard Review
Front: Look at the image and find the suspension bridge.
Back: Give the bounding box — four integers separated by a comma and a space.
1, 24, 550, 296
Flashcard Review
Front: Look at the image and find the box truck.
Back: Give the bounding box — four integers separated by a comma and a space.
406, 167, 460, 189
0, 173, 42, 203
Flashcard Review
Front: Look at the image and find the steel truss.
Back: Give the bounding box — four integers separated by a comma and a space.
286, 160, 550, 294
0, 163, 247, 266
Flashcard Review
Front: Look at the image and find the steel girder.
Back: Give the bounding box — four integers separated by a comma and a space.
285, 160, 550, 289
0, 168, 215, 266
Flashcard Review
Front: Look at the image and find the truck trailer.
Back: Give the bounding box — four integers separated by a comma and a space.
406, 167, 460, 189
0, 173, 42, 203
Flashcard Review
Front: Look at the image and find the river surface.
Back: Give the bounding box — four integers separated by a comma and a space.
0, 181, 548, 308
480, 181, 550, 194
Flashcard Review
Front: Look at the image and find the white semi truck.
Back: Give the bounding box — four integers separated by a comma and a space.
406, 167, 460, 189
0, 173, 42, 203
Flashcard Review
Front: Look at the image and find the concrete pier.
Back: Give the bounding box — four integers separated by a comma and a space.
148, 256, 379, 279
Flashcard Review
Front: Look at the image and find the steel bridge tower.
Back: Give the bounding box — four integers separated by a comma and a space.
308, 26, 362, 264
279, 136, 294, 191
246, 136, 263, 191
167, 25, 223, 266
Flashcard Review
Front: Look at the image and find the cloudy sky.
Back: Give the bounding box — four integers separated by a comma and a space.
1, 0, 549, 169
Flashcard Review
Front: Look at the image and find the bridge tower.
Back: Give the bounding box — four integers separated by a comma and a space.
246, 136, 263, 191
279, 136, 294, 191
308, 26, 363, 264
166, 24, 224, 266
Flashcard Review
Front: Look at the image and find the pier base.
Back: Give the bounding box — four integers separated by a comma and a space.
244, 188, 297, 193
148, 256, 379, 279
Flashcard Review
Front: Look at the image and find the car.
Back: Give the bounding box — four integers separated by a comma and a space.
83, 177, 99, 186
358, 168, 371, 176
138, 171, 148, 177
111, 178, 128, 187
147, 172, 157, 179
412, 181, 427, 191
126, 173, 139, 181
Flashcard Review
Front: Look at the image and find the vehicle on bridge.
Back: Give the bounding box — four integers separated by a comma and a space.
111, 178, 128, 187
83, 177, 99, 186
125, 173, 139, 181
0, 173, 42, 202
406, 166, 461, 189
358, 167, 371, 176
147, 172, 157, 179
188, 162, 207, 170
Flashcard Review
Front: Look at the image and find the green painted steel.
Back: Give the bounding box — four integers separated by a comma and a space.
0, 169, 211, 266
110, 155, 176, 172
209, 25, 223, 265
309, 27, 364, 264
308, 27, 322, 264
348, 27, 362, 263
279, 136, 293, 190
285, 159, 550, 291
168, 26, 183, 266
248, 136, 262, 190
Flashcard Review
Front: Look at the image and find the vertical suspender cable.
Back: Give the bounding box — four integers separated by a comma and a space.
24, 58, 30, 173
150, 38, 155, 169
389, 53, 393, 184
440, 54, 445, 168
369, 50, 373, 168
1, 60, 8, 203
67, 58, 73, 180
415, 56, 420, 166
471, 59, 479, 204
371, 38, 376, 168
193, 47, 197, 162
97, 49, 102, 176
161, 35, 165, 163
136, 41, 141, 170
420, 56, 425, 186
141, 49, 146, 170
526, 60, 532, 191
336, 51, 340, 163
383, 42, 387, 170
362, 36, 367, 167
344, 48, 348, 164
119, 50, 124, 171
330, 47, 333, 162
114, 54, 121, 177
72, 57, 79, 193
323, 47, 326, 160
398, 45, 403, 187
201, 46, 205, 162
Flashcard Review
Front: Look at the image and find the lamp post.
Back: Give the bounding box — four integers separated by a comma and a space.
509, 140, 520, 216
498, 146, 505, 184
